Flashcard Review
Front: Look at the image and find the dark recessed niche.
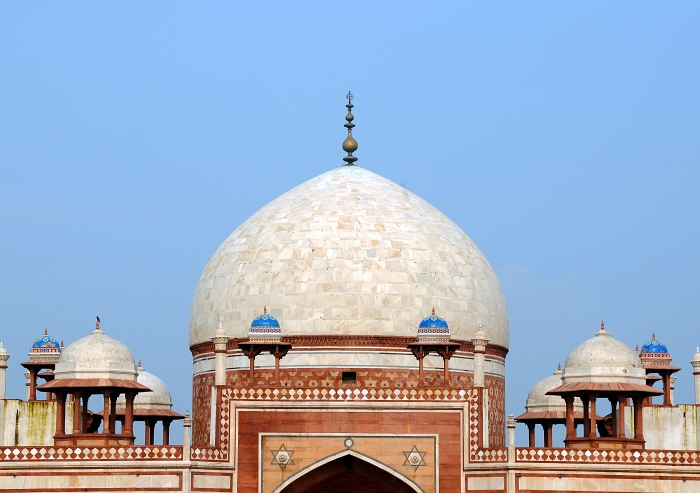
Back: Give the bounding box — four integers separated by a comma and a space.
342, 372, 357, 383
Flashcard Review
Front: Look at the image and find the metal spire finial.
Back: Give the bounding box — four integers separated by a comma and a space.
342, 91, 358, 165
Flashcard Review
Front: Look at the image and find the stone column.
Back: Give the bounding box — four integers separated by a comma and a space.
124, 392, 135, 436
81, 394, 90, 433
632, 396, 644, 441
670, 376, 676, 406
212, 323, 229, 387
472, 330, 489, 388
73, 391, 82, 433
581, 396, 590, 437
162, 419, 172, 446
414, 347, 426, 383
662, 372, 672, 406
145, 419, 155, 446
109, 392, 118, 434
55, 392, 66, 435
564, 396, 575, 440
691, 350, 700, 405
27, 368, 38, 402
544, 423, 553, 448
507, 413, 516, 492
24, 371, 30, 401
618, 396, 627, 439
102, 393, 111, 434
609, 397, 618, 438
0, 345, 9, 400
588, 395, 597, 438
183, 411, 192, 461
507, 413, 515, 459
527, 423, 535, 447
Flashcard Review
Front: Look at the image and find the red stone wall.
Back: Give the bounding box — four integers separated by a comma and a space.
237, 409, 463, 493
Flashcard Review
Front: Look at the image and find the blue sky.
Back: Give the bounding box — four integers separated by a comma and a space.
1, 3, 699, 445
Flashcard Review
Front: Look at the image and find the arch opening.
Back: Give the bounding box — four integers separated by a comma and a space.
278, 454, 421, 493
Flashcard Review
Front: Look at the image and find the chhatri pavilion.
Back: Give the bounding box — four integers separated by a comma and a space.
0, 95, 699, 492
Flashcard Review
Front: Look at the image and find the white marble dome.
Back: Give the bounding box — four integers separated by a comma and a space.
189, 165, 509, 348
117, 364, 172, 410
55, 325, 137, 381
526, 368, 583, 414
562, 323, 646, 385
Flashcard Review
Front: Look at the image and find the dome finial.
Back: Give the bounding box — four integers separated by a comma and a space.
595, 320, 610, 337
652, 332, 656, 340
44, 328, 48, 336
342, 91, 358, 166
95, 316, 101, 332
431, 307, 435, 316
557, 362, 561, 371
263, 305, 268, 315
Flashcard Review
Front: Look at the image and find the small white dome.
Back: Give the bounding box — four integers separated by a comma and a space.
118, 364, 172, 410
55, 325, 137, 381
562, 323, 646, 385
526, 368, 583, 414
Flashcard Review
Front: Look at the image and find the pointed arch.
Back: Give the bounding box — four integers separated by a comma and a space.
274, 449, 424, 493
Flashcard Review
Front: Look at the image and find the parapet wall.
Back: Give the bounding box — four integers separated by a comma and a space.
0, 399, 74, 446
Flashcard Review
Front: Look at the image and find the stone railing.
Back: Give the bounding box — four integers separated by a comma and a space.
191, 446, 227, 461
516, 447, 700, 465
472, 448, 508, 462
0, 445, 182, 461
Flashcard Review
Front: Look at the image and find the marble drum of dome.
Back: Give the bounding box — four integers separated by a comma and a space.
189, 165, 509, 350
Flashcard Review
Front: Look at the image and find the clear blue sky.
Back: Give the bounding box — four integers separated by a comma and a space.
1, 3, 698, 445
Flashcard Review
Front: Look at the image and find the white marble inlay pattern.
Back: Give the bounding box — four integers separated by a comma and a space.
190, 165, 508, 350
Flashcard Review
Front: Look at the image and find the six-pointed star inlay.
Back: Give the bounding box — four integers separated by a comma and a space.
403, 445, 427, 471
270, 444, 295, 471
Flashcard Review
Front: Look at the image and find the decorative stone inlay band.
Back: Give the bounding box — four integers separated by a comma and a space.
516, 448, 700, 465
467, 388, 507, 462
191, 388, 232, 462
0, 445, 182, 461
227, 387, 470, 401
